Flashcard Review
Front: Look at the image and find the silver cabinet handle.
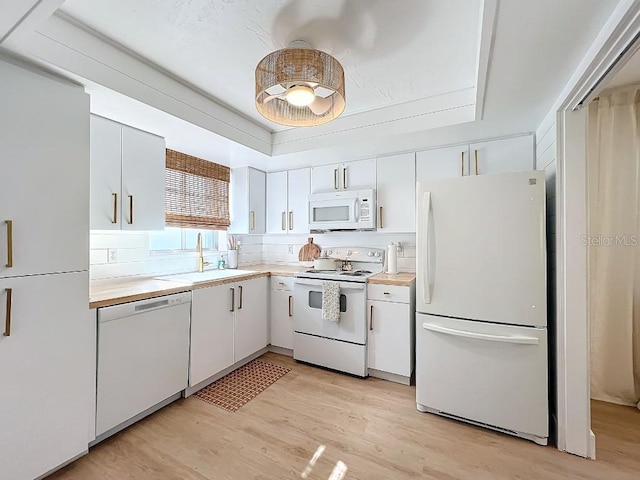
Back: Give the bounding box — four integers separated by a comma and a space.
281, 211, 286, 231
333, 168, 339, 190
5, 220, 13, 268
230, 288, 235, 312
4, 288, 12, 337
379, 206, 383, 229
289, 211, 293, 230
238, 285, 243, 310
475, 149, 479, 175
369, 304, 373, 331
461, 151, 465, 177
250, 211, 256, 231
288, 295, 293, 317
343, 167, 347, 189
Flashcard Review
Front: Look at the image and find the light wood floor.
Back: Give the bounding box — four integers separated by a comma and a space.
48, 353, 640, 480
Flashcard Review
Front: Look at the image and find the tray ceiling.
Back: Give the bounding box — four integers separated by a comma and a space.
58, 0, 482, 132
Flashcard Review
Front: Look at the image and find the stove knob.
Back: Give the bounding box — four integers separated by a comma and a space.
374, 251, 380, 257
367, 251, 374, 257
326, 250, 332, 255
346, 250, 352, 256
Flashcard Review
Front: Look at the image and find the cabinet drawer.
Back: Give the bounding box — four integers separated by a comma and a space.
367, 284, 410, 303
271, 276, 294, 291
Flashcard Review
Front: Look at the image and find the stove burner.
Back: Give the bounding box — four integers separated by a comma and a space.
339, 270, 372, 277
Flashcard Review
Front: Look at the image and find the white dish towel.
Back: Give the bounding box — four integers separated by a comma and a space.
322, 281, 341, 323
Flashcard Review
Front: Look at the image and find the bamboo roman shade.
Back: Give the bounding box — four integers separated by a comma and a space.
165, 149, 230, 230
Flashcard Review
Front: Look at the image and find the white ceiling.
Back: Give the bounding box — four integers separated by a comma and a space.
58, 0, 482, 132
0, 0, 623, 168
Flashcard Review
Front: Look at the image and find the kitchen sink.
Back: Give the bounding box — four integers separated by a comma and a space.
156, 269, 257, 285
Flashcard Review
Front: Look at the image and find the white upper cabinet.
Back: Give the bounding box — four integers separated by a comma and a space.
0, 61, 89, 278
376, 153, 415, 233
121, 126, 166, 230
90, 115, 166, 231
90, 116, 122, 230
416, 144, 469, 181
287, 168, 311, 234
266, 171, 288, 234
469, 135, 534, 175
266, 168, 311, 234
311, 158, 376, 193
417, 135, 534, 182
230, 167, 266, 234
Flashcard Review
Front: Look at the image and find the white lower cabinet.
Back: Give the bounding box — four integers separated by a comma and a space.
270, 276, 294, 350
190, 276, 268, 387
367, 283, 415, 384
234, 277, 269, 361
0, 272, 92, 480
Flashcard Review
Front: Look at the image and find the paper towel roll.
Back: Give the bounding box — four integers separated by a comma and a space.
387, 243, 398, 275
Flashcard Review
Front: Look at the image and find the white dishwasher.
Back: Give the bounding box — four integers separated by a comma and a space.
96, 292, 191, 440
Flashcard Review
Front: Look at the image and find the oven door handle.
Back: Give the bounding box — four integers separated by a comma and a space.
294, 280, 365, 291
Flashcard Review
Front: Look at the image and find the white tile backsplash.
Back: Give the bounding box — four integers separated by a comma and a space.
90, 230, 416, 280
89, 231, 257, 280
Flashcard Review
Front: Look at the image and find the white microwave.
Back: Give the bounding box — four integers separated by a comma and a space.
308, 189, 376, 232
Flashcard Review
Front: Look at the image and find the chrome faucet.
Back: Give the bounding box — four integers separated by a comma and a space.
197, 233, 210, 273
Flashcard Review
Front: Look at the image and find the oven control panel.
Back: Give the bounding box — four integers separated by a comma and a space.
321, 247, 384, 263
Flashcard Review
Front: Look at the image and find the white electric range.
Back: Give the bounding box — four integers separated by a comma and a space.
293, 247, 384, 377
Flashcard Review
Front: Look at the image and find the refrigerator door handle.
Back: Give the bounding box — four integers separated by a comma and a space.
421, 192, 432, 304
422, 323, 540, 345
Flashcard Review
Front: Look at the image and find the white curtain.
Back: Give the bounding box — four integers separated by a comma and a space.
588, 87, 640, 408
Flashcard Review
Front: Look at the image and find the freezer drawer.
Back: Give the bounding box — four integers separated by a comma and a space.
416, 314, 548, 442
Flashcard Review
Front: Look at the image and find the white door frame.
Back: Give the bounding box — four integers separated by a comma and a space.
551, 0, 640, 459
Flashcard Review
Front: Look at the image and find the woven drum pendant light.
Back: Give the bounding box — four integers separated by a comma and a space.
255, 41, 345, 127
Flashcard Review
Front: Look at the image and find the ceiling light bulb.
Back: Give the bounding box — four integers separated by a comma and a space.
286, 85, 315, 107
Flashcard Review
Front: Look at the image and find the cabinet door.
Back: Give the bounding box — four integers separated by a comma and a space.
311, 163, 340, 193
0, 272, 92, 480
376, 153, 415, 233
469, 135, 534, 175
341, 158, 376, 191
249, 168, 266, 234
90, 115, 122, 230
190, 285, 235, 386
287, 168, 310, 233
367, 300, 412, 377
121, 125, 166, 231
270, 289, 294, 349
266, 171, 288, 234
416, 145, 469, 181
0, 60, 89, 278
235, 277, 268, 361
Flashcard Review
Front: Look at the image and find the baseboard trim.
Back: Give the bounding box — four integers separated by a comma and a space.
268, 345, 293, 357
184, 347, 269, 397
368, 368, 412, 386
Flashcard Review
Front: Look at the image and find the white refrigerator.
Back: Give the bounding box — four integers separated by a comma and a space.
415, 170, 548, 445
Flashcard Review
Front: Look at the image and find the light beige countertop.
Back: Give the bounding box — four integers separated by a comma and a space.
90, 264, 415, 309
368, 272, 416, 286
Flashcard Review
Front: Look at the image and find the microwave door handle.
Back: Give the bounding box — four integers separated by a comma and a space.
353, 199, 358, 222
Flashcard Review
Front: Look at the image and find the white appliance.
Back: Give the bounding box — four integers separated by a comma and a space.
308, 189, 376, 232
415, 170, 548, 445
96, 292, 191, 441
294, 247, 384, 376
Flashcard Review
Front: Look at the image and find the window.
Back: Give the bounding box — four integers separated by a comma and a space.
165, 149, 231, 230
149, 227, 226, 252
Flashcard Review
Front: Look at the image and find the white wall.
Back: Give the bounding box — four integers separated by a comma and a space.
262, 233, 416, 271
89, 231, 260, 281
89, 230, 416, 281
